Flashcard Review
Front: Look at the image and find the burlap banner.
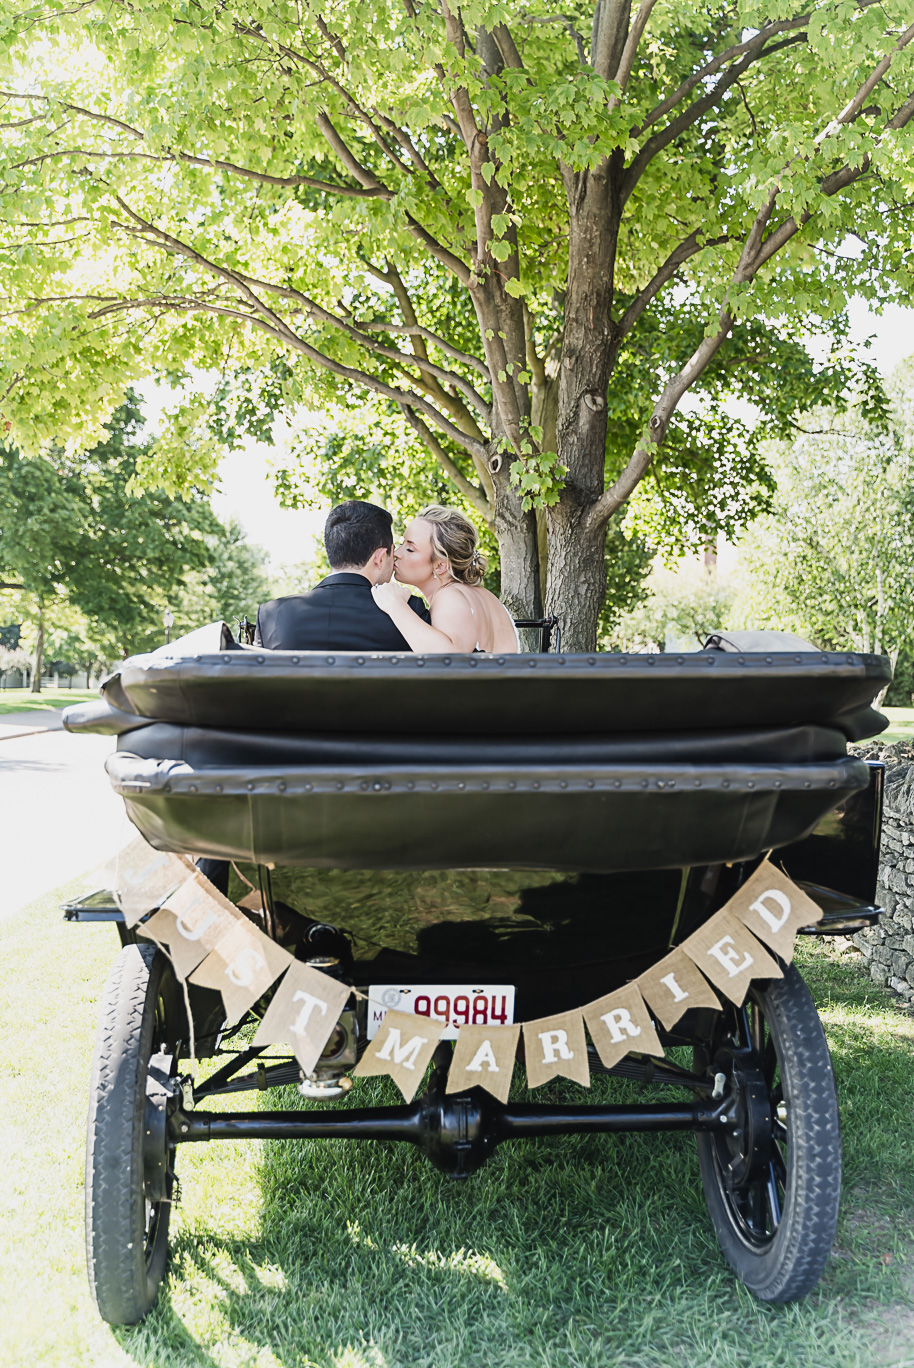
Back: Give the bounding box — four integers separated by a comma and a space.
110, 835, 822, 1094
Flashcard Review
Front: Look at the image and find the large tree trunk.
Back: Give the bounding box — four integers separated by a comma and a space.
544, 501, 608, 652
30, 604, 44, 693
492, 461, 542, 625
545, 157, 621, 650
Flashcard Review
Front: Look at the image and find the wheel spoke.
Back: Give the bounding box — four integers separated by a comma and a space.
765, 1163, 783, 1230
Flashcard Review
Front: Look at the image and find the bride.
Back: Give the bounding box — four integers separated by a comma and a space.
371, 505, 520, 654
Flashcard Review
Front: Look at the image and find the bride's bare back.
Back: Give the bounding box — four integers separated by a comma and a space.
432, 582, 518, 653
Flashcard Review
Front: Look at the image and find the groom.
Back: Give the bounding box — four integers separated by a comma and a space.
254, 499, 430, 651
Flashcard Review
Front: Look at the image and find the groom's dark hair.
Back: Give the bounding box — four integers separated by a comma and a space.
324, 500, 394, 569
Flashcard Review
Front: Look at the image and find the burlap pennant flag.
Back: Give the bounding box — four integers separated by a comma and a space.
108, 835, 195, 927
681, 910, 782, 1005
354, 1009, 445, 1102
189, 920, 294, 1022
446, 1024, 520, 1104
139, 872, 240, 980
728, 859, 824, 959
522, 1010, 590, 1089
252, 961, 352, 1075
581, 984, 664, 1071
636, 948, 721, 1031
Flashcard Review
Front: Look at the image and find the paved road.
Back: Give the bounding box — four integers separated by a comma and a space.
0, 727, 129, 918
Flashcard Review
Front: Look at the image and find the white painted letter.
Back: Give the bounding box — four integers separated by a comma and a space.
376, 1028, 428, 1070
538, 1029, 574, 1064
659, 972, 689, 1003
749, 889, 792, 934
120, 853, 170, 886
226, 947, 266, 988
465, 1040, 500, 1074
599, 1008, 643, 1044
707, 935, 753, 978
174, 894, 219, 942
289, 990, 329, 1036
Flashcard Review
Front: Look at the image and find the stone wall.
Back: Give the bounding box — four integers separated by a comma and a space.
849, 740, 914, 1005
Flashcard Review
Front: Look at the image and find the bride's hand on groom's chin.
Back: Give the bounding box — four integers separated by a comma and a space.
372, 581, 412, 614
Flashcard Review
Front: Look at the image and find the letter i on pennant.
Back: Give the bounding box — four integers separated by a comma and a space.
446, 1023, 520, 1104
581, 984, 664, 1072
354, 1008, 445, 1102
636, 949, 720, 1032
522, 1010, 590, 1089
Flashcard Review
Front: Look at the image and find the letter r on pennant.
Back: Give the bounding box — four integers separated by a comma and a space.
538, 1029, 574, 1064
599, 1008, 643, 1045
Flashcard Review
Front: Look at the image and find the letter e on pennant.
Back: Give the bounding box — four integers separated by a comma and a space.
681, 911, 782, 1005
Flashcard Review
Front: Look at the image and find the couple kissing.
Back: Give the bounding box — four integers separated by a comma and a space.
254, 501, 519, 656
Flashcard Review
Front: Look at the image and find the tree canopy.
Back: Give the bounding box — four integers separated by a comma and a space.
1, 0, 911, 644
0, 398, 268, 683
731, 368, 914, 678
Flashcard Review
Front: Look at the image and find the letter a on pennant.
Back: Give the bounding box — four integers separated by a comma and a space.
681, 911, 782, 1005
581, 984, 664, 1071
446, 1023, 520, 1103
522, 1010, 589, 1089
636, 949, 720, 1031
354, 1008, 445, 1102
253, 961, 351, 1075
727, 860, 824, 960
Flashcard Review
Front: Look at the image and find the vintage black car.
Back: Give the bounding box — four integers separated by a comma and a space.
64, 627, 889, 1324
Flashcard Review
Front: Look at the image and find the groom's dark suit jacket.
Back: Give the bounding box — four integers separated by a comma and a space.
253, 572, 430, 651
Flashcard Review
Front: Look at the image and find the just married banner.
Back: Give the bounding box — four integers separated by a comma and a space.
106, 837, 822, 1101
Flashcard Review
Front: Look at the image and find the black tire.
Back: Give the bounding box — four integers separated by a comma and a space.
85, 942, 180, 1325
695, 962, 841, 1302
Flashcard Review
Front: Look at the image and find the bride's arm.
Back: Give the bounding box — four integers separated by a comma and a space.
372, 581, 477, 653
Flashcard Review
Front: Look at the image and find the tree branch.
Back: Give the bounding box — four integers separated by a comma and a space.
623, 35, 808, 203
587, 33, 914, 534
615, 229, 730, 338
106, 199, 489, 462
399, 404, 494, 523
609, 0, 656, 105
590, 0, 631, 81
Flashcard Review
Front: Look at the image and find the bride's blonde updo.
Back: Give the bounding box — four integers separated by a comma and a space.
418, 505, 487, 587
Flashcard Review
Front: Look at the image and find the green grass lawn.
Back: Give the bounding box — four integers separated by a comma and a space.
2, 880, 913, 1368
0, 688, 99, 717
878, 707, 914, 746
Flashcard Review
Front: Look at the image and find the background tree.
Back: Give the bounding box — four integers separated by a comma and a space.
729, 371, 914, 698
0, 399, 255, 685
0, 0, 911, 646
